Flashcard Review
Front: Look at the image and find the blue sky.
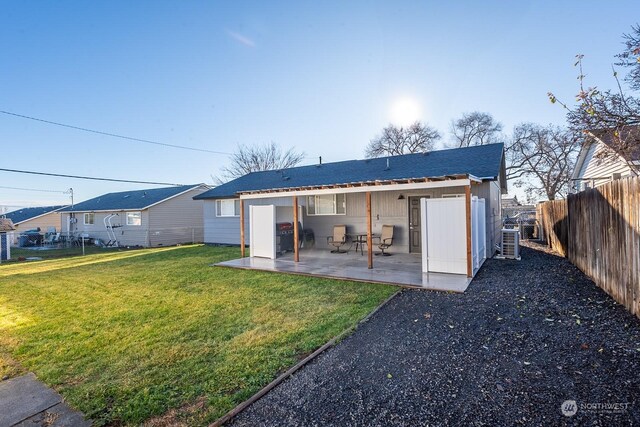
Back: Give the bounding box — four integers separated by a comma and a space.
1, 1, 638, 209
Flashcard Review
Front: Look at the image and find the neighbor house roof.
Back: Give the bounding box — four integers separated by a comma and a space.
589, 126, 640, 162
3, 205, 67, 225
0, 218, 16, 232
61, 184, 205, 213
195, 143, 505, 199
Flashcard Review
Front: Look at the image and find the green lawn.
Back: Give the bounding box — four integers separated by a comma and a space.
0, 245, 395, 426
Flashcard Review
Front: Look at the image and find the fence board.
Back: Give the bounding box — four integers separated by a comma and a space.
537, 177, 640, 318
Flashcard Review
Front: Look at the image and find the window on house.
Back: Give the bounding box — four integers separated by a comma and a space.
306, 194, 346, 215
216, 199, 241, 217
83, 213, 94, 225
442, 194, 465, 198
126, 211, 142, 226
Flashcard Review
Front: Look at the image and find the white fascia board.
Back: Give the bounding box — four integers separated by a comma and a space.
240, 179, 472, 200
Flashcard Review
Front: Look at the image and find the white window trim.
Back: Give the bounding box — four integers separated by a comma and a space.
306, 194, 346, 216
216, 199, 241, 217
83, 213, 94, 225
126, 211, 142, 226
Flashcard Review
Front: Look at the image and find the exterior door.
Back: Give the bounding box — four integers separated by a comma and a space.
409, 196, 430, 253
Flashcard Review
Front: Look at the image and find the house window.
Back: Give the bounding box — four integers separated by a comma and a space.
83, 213, 95, 225
307, 194, 346, 216
216, 199, 241, 217
126, 212, 142, 226
442, 194, 465, 198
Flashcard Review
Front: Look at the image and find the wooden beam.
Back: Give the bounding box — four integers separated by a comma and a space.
465, 185, 472, 278
293, 195, 299, 263
366, 191, 373, 269
240, 199, 245, 258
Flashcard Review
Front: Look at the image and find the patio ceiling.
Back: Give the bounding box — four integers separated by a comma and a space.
239, 174, 479, 200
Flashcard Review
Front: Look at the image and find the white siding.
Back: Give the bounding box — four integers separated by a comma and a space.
575, 141, 635, 191
147, 187, 207, 246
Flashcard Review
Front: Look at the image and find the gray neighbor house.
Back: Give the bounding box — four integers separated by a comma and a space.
60, 184, 209, 247
195, 143, 507, 263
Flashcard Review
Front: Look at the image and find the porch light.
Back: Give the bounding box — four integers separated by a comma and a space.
397, 194, 405, 200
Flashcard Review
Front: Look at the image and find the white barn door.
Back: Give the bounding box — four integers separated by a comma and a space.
250, 205, 276, 259
421, 198, 467, 274
421, 196, 486, 276
472, 198, 486, 272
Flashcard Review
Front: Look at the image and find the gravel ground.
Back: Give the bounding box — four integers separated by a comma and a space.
228, 242, 640, 426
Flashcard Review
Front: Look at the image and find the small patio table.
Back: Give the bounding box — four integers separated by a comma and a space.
350, 233, 379, 255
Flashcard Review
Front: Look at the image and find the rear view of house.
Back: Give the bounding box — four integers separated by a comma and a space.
196, 143, 507, 261
3, 205, 67, 245
60, 184, 209, 247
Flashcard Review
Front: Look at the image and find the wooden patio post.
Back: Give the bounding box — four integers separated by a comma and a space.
293, 195, 299, 262
465, 185, 472, 278
240, 198, 245, 258
366, 191, 373, 269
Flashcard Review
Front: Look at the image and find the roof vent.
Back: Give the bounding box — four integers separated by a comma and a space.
123, 195, 130, 199
384, 158, 390, 171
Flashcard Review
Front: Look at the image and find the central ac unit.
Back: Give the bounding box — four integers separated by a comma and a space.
497, 229, 520, 260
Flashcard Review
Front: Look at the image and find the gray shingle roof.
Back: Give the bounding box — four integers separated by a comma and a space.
3, 206, 67, 225
61, 185, 203, 212
195, 143, 505, 199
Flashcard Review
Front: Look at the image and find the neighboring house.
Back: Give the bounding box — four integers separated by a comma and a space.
501, 195, 534, 220
60, 184, 209, 247
3, 205, 67, 245
195, 143, 507, 258
571, 127, 640, 193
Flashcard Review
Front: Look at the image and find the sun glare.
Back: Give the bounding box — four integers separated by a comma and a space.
389, 96, 422, 127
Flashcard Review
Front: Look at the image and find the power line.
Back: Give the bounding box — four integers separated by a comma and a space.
0, 110, 232, 155
0, 168, 185, 186
0, 185, 67, 193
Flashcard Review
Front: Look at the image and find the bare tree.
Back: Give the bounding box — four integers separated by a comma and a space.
365, 121, 441, 158
616, 24, 640, 91
220, 142, 305, 181
450, 111, 504, 148
548, 25, 640, 173
506, 123, 580, 200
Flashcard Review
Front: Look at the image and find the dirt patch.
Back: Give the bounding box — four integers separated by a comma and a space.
143, 396, 208, 427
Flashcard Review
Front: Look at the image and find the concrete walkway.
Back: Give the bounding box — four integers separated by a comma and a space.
0, 373, 90, 427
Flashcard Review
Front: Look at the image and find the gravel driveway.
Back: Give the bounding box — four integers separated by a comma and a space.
228, 242, 640, 426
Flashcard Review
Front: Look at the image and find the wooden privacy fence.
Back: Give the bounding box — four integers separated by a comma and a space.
537, 177, 640, 318
536, 200, 569, 257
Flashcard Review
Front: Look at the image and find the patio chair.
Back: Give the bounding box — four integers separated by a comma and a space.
375, 225, 394, 256
327, 225, 348, 253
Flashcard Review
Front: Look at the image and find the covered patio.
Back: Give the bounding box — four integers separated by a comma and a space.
216, 249, 471, 292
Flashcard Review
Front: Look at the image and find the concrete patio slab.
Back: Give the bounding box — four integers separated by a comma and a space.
216, 249, 471, 292
0, 373, 90, 427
